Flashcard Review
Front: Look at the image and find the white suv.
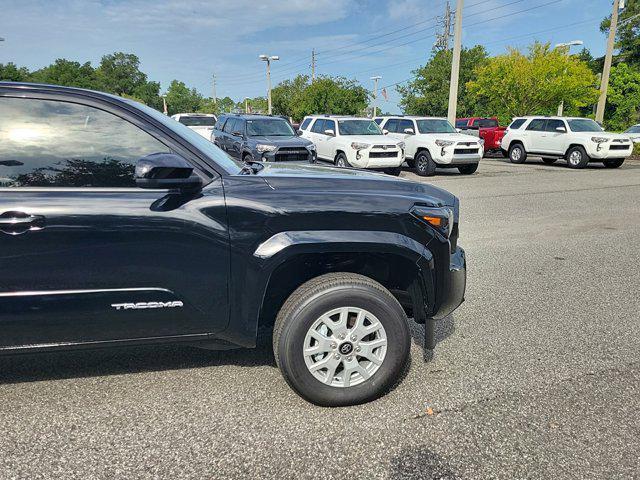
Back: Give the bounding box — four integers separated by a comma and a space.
299, 116, 405, 175
501, 116, 633, 169
376, 116, 483, 176
171, 113, 217, 140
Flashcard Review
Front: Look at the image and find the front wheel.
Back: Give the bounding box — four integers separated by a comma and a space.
273, 273, 410, 407
566, 146, 589, 169
604, 158, 624, 169
415, 150, 437, 176
508, 143, 527, 164
335, 153, 350, 168
458, 163, 478, 175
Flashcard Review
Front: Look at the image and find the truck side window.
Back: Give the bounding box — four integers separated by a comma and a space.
526, 119, 546, 131
0, 96, 171, 188
311, 119, 326, 134
300, 118, 312, 130
385, 119, 398, 133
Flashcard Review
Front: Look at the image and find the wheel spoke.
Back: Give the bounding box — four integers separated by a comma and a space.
358, 338, 387, 365
308, 354, 336, 373
323, 356, 341, 385
304, 330, 333, 356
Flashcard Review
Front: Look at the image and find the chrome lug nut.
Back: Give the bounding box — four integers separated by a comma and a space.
355, 346, 361, 352
330, 343, 337, 349
334, 353, 341, 360
350, 334, 356, 341
347, 356, 353, 362
339, 333, 346, 340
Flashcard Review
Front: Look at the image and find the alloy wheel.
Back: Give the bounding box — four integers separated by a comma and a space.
303, 306, 388, 388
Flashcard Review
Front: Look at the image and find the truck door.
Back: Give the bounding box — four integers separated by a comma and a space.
0, 93, 229, 349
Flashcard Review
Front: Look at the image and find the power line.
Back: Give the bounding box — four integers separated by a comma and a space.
221, 0, 565, 89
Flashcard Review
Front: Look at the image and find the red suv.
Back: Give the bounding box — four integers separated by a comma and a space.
456, 117, 506, 154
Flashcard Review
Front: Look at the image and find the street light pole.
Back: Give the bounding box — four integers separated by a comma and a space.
260, 54, 279, 115
370, 76, 381, 117
596, 0, 621, 123
554, 40, 583, 116
447, 0, 464, 125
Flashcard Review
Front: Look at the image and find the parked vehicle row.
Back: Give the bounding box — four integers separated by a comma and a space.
501, 116, 633, 169
456, 117, 506, 154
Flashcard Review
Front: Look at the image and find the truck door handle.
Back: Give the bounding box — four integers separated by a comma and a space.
0, 211, 46, 235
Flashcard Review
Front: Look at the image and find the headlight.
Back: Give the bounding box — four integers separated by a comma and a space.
396, 142, 405, 149
411, 206, 454, 238
591, 137, 609, 143
435, 140, 455, 147
256, 144, 277, 153
351, 142, 371, 150
306, 143, 316, 151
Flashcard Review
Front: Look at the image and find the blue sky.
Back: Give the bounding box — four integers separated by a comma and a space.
1, 0, 612, 112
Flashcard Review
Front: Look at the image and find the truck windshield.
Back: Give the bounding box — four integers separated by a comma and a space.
416, 119, 457, 134
568, 119, 603, 132
337, 120, 382, 135
178, 116, 216, 126
625, 126, 640, 133
246, 119, 295, 136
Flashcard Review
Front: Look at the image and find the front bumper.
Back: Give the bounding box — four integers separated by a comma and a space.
348, 148, 405, 168
433, 148, 483, 165
586, 143, 633, 160
432, 246, 466, 320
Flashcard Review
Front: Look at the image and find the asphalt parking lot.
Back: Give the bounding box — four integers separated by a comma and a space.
1, 156, 640, 479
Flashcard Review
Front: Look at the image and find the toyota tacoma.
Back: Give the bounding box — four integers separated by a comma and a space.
0, 82, 466, 406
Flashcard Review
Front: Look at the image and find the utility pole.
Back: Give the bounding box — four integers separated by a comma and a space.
259, 54, 279, 115
447, 0, 464, 125
311, 49, 316, 81
596, 0, 620, 123
435, 1, 452, 51
370, 76, 381, 117
212, 74, 217, 105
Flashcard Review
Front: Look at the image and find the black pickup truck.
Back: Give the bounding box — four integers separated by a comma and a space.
0, 83, 466, 406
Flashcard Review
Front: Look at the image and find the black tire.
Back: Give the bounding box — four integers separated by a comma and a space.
406, 158, 416, 168
604, 158, 624, 169
335, 152, 350, 168
384, 167, 402, 176
458, 163, 478, 175
508, 143, 527, 164
542, 158, 557, 164
565, 145, 590, 169
415, 150, 437, 176
273, 273, 411, 407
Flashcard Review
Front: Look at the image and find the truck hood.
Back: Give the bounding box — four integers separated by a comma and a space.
344, 135, 398, 146
249, 135, 312, 147
254, 163, 456, 207
416, 132, 480, 143
570, 131, 631, 141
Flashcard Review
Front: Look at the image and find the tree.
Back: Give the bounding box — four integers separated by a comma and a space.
467, 42, 599, 124
397, 46, 488, 116
30, 59, 98, 89
164, 80, 203, 115
601, 0, 640, 66
603, 62, 640, 130
272, 75, 311, 119
0, 62, 31, 82
299, 77, 369, 119
96, 52, 147, 95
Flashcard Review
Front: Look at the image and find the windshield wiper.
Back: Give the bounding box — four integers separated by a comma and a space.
240, 160, 265, 175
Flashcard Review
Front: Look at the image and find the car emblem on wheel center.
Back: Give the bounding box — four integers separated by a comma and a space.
339, 342, 354, 355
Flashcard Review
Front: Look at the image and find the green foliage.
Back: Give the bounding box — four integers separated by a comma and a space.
0, 62, 31, 81
30, 59, 97, 89
601, 0, 640, 66
397, 46, 488, 117
604, 62, 640, 131
467, 42, 599, 124
634, 142, 640, 156
164, 80, 203, 115
272, 75, 368, 121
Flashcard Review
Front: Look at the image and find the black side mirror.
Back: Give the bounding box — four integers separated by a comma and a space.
135, 153, 203, 191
